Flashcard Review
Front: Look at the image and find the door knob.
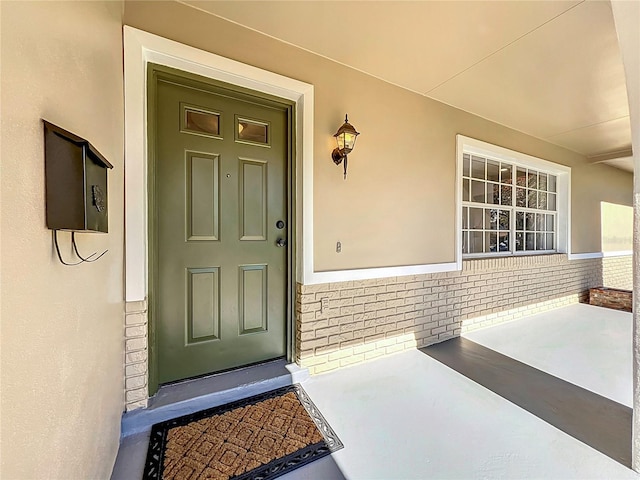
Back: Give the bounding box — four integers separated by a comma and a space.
276, 238, 287, 247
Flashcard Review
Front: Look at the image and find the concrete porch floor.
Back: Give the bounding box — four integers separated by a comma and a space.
112, 303, 638, 479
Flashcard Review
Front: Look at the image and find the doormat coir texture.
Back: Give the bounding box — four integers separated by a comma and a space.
143, 384, 343, 480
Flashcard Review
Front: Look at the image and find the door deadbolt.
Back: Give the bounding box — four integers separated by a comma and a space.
276, 220, 285, 229
276, 238, 287, 247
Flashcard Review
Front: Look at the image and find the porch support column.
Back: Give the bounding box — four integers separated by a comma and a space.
610, 0, 640, 471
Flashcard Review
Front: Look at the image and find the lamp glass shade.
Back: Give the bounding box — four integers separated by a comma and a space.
333, 115, 359, 154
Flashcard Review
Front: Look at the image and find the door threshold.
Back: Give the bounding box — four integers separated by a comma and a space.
121, 358, 306, 438
160, 357, 286, 389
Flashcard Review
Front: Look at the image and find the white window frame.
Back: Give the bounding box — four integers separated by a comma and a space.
456, 135, 571, 262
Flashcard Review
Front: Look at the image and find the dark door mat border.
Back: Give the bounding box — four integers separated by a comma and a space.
143, 384, 343, 480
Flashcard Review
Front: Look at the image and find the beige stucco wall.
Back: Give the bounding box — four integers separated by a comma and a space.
0, 2, 125, 479
124, 1, 633, 270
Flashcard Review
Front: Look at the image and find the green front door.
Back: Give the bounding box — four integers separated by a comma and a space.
152, 70, 289, 385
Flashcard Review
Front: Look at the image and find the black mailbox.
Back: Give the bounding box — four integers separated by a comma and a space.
44, 121, 113, 233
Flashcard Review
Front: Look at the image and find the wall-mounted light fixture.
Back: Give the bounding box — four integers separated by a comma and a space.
331, 114, 360, 179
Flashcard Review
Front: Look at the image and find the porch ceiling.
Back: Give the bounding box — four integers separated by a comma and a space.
183, 0, 633, 172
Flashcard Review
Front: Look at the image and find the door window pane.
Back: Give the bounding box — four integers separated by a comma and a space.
237, 118, 269, 145
527, 189, 537, 209
516, 168, 527, 187
184, 108, 220, 136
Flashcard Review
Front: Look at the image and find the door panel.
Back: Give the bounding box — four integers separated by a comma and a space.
154, 75, 288, 385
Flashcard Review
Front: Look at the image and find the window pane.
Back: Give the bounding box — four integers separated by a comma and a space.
516, 168, 527, 187
501, 185, 512, 206
548, 193, 557, 211
516, 211, 524, 230
471, 180, 485, 203
515, 232, 524, 251
536, 213, 545, 231
487, 160, 500, 182
546, 214, 554, 231
538, 191, 547, 210
546, 233, 554, 250
526, 232, 535, 250
462, 207, 468, 229
526, 213, 535, 230
527, 189, 537, 209
486, 232, 497, 253
462, 231, 468, 254
463, 154, 470, 177
469, 208, 483, 229
237, 119, 268, 144
463, 178, 470, 202
185, 109, 220, 136
527, 170, 538, 189
516, 187, 526, 207
487, 182, 500, 204
469, 231, 483, 253
501, 164, 513, 184
536, 233, 545, 250
539, 173, 548, 191
499, 210, 510, 230
487, 209, 498, 230
548, 175, 557, 193
498, 232, 510, 252
472, 156, 485, 179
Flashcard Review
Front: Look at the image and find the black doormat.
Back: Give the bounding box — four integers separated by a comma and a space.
143, 384, 343, 480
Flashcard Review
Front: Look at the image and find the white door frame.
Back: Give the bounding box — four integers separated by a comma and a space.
123, 26, 314, 303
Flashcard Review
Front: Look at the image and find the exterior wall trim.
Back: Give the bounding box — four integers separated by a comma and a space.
569, 250, 633, 260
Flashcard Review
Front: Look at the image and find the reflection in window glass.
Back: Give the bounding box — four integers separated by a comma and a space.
471, 157, 485, 179
463, 179, 470, 202
501, 164, 512, 184
471, 180, 485, 203
185, 109, 220, 136
461, 151, 559, 256
469, 208, 483, 229
487, 160, 500, 182
237, 118, 268, 144
469, 231, 483, 253
487, 183, 500, 205
463, 154, 470, 177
